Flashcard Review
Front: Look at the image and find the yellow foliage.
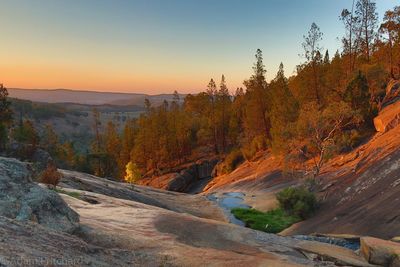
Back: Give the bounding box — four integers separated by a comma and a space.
124, 161, 141, 184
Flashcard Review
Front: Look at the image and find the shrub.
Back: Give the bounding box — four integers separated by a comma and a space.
218, 149, 245, 174
124, 161, 142, 185
40, 162, 62, 188
276, 186, 317, 219
241, 135, 268, 161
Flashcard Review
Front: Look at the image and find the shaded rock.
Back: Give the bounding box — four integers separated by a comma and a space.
361, 237, 400, 266
165, 159, 219, 192
0, 157, 79, 233
31, 148, 54, 171
295, 241, 377, 267
381, 79, 400, 110
392, 237, 400, 243
6, 143, 54, 173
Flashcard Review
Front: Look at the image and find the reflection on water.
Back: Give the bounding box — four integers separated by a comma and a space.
207, 192, 250, 226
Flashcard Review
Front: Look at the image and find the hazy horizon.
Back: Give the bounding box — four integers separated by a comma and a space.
1, 0, 397, 94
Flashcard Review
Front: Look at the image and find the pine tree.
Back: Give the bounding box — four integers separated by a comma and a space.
355, 0, 378, 62
217, 75, 231, 153
243, 49, 270, 141
302, 23, 324, 105
0, 84, 12, 150
104, 121, 122, 178
269, 63, 299, 154
207, 78, 219, 154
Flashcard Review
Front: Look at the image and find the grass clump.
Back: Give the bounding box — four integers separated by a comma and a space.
231, 187, 318, 233
231, 207, 299, 233
53, 188, 81, 199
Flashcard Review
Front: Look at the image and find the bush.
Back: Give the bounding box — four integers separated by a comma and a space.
241, 135, 268, 161
218, 149, 245, 174
276, 186, 317, 219
231, 208, 300, 233
40, 162, 62, 188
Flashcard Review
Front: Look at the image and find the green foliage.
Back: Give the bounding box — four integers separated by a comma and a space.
0, 84, 12, 149
344, 71, 371, 120
241, 135, 268, 161
231, 208, 300, 233
276, 187, 318, 219
269, 63, 299, 155
218, 149, 244, 174
11, 98, 67, 120
53, 188, 81, 199
12, 120, 40, 149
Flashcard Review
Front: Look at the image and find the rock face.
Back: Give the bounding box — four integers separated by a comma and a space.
381, 79, 400, 109
374, 100, 400, 132
138, 158, 219, 192
0, 157, 79, 233
166, 159, 219, 192
361, 237, 400, 266
374, 79, 400, 132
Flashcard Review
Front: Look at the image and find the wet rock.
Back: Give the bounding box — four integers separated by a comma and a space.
0, 157, 79, 233
361, 236, 400, 266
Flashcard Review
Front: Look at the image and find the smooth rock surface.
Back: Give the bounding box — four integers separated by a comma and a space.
374, 100, 400, 132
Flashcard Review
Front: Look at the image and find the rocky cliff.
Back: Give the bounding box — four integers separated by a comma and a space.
138, 158, 219, 192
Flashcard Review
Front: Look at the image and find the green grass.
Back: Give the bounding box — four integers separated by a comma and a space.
53, 188, 81, 199
231, 208, 300, 233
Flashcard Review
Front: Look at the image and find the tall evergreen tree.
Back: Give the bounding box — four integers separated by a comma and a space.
243, 49, 270, 142
355, 0, 378, 62
302, 23, 324, 105
0, 84, 12, 150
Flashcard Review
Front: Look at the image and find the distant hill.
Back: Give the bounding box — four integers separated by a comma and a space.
8, 88, 185, 106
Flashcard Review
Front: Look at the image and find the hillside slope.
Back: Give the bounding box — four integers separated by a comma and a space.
203, 104, 400, 239
283, 123, 400, 238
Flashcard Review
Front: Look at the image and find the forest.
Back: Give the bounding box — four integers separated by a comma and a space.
1, 1, 399, 184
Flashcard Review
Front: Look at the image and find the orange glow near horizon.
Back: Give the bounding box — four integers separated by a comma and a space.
0, 64, 236, 94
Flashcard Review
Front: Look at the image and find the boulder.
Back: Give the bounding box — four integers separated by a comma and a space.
374, 79, 400, 133
374, 100, 400, 132
360, 236, 400, 266
0, 157, 79, 233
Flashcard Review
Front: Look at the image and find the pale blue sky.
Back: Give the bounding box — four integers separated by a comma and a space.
0, 0, 397, 93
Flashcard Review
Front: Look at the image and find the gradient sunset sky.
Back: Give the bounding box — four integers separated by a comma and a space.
1, 0, 397, 94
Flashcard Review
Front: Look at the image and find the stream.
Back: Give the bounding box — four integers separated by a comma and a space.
207, 192, 251, 226
207, 191, 360, 251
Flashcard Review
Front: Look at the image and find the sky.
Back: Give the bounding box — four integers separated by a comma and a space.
0, 0, 398, 94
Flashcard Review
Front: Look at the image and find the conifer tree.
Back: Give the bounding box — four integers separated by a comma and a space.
0, 84, 12, 150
